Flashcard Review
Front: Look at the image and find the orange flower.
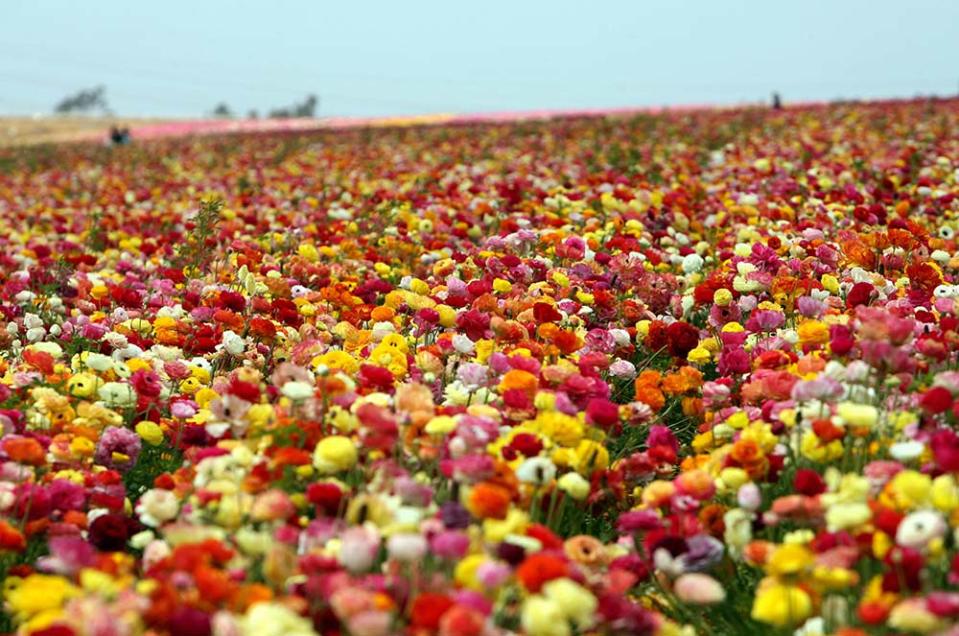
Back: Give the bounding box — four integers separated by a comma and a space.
230, 583, 273, 612
516, 553, 569, 592
840, 238, 876, 269
552, 330, 582, 355
370, 306, 395, 322
498, 369, 538, 396
466, 482, 512, 520
730, 438, 764, 465
662, 366, 702, 395
681, 397, 704, 419
564, 535, 606, 566
2, 437, 45, 465
634, 370, 665, 411
699, 503, 727, 537
0, 520, 26, 552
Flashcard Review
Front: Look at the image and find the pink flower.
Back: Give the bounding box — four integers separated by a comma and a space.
673, 573, 726, 604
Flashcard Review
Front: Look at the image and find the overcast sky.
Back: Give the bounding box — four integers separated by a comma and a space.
2, 0, 958, 118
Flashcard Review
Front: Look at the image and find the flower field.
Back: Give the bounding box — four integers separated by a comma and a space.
1, 98, 959, 636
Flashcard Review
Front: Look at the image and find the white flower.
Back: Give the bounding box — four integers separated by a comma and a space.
103, 331, 129, 348
516, 457, 557, 485
371, 321, 395, 342
98, 382, 137, 407
609, 329, 630, 347
136, 488, 180, 527
682, 253, 704, 274
281, 381, 314, 401
451, 334, 475, 355
240, 602, 316, 636
889, 441, 925, 462
84, 352, 114, 372
221, 330, 246, 356
896, 510, 946, 549
386, 533, 428, 562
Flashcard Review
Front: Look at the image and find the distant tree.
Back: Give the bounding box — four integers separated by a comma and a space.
54, 86, 110, 115
211, 103, 233, 118
247, 109, 259, 119
268, 94, 318, 119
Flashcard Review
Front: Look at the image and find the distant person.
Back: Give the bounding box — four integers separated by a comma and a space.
772, 92, 783, 110
109, 125, 131, 146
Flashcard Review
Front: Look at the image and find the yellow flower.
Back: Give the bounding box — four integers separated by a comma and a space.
474, 339, 495, 364
436, 305, 456, 327
454, 554, 487, 591
726, 411, 749, 430
797, 320, 829, 347
5, 574, 78, 621
483, 508, 529, 543
297, 243, 319, 262
821, 274, 840, 294
543, 578, 597, 628
493, 278, 512, 294
69, 436, 95, 457
931, 474, 959, 512
246, 404, 275, 429
800, 430, 843, 463
521, 595, 570, 636
312, 349, 360, 375
194, 387, 219, 409
886, 470, 932, 510
179, 377, 202, 394
532, 411, 584, 447
66, 372, 102, 398
687, 347, 711, 364
836, 402, 878, 429
424, 415, 458, 436
135, 421, 165, 446
313, 436, 358, 474
825, 502, 872, 532
569, 439, 609, 474
766, 544, 813, 577
751, 582, 812, 628
557, 472, 590, 500
713, 288, 733, 306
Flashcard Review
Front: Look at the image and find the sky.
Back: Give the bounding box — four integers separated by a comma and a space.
2, 0, 958, 118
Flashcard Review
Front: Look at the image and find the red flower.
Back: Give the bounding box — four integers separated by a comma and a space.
920, 386, 953, 414
22, 348, 55, 375
585, 398, 620, 430
793, 469, 826, 496
410, 593, 455, 629
88, 513, 137, 552
456, 309, 491, 341
931, 429, 959, 472
358, 364, 394, 393
248, 317, 277, 341
218, 290, 246, 312
227, 379, 260, 402
533, 302, 563, 323
306, 483, 343, 516
666, 321, 699, 359
846, 282, 875, 309
131, 369, 163, 398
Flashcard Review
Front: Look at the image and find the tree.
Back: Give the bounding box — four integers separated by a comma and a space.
54, 86, 110, 115
268, 94, 318, 119
211, 103, 233, 118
